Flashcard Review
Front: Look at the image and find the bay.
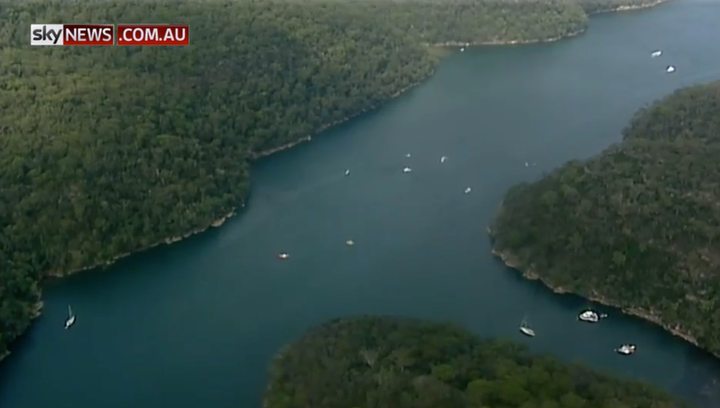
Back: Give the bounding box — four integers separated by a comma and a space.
2, 1, 720, 407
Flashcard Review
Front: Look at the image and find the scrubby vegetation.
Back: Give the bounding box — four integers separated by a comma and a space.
490, 81, 720, 356
265, 316, 685, 408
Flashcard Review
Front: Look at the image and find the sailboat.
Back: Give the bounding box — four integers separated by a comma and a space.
64, 305, 76, 329
519, 317, 535, 337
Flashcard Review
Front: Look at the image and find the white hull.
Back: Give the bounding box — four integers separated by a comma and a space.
519, 327, 535, 337
615, 345, 637, 355
65, 316, 76, 329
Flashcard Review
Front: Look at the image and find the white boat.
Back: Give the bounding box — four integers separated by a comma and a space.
64, 305, 76, 329
464, 187, 472, 194
519, 318, 535, 337
666, 65, 676, 73
346, 240, 354, 246
344, 169, 350, 176
651, 50, 662, 57
615, 344, 637, 355
460, 48, 465, 52
440, 156, 447, 163
403, 167, 412, 173
405, 153, 411, 158
578, 310, 600, 322
278, 252, 289, 260
524, 162, 529, 167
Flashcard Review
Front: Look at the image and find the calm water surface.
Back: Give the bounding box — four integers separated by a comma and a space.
3, 1, 720, 407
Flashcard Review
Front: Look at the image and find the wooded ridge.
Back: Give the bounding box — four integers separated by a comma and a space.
490, 80, 720, 358
264, 316, 685, 408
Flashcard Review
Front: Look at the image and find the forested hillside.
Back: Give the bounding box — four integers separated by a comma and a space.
369, 0, 587, 45
264, 316, 685, 408
0, 0, 593, 362
489, 81, 720, 356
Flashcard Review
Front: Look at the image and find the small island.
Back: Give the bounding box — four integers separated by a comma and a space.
489, 80, 720, 357
264, 316, 685, 407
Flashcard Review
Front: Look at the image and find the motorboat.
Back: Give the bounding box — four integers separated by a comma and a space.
64, 305, 76, 329
519, 318, 535, 337
578, 310, 599, 322
460, 48, 465, 52
345, 169, 350, 176
346, 240, 354, 246
464, 187, 472, 194
666, 65, 676, 73
615, 344, 637, 355
651, 50, 662, 57
440, 156, 447, 163
405, 153, 411, 158
403, 167, 412, 173
278, 252, 290, 260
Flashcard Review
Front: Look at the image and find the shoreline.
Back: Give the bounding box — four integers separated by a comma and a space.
486, 227, 716, 358
588, 0, 673, 15
47, 72, 435, 280
250, 74, 433, 161
429, 27, 587, 49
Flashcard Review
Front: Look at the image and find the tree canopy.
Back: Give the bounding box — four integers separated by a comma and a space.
264, 315, 685, 408
489, 80, 720, 357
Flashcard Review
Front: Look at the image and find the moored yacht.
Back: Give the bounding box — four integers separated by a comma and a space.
651, 50, 662, 57
403, 167, 412, 173
615, 344, 637, 355
519, 318, 535, 337
666, 65, 676, 73
64, 305, 76, 329
278, 252, 290, 260
578, 310, 599, 322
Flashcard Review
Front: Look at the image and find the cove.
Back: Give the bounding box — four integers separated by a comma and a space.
3, 1, 720, 407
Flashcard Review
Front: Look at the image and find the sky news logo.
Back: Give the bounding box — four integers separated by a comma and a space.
30, 24, 189, 46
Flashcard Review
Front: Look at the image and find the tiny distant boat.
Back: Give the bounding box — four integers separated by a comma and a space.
346, 240, 354, 246
403, 167, 412, 173
345, 169, 350, 176
666, 65, 676, 73
440, 156, 447, 163
464, 187, 472, 194
278, 252, 289, 260
524, 162, 529, 167
615, 344, 637, 355
651, 50, 662, 57
519, 317, 535, 337
64, 305, 76, 329
406, 153, 411, 158
460, 47, 465, 52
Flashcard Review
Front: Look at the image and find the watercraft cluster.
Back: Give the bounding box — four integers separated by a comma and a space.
520, 309, 637, 356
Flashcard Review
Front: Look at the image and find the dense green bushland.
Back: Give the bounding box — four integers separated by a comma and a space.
369, 0, 588, 45
490, 81, 720, 356
0, 0, 592, 362
265, 316, 685, 408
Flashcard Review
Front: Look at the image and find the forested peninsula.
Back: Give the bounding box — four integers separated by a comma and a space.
0, 0, 670, 362
489, 80, 720, 358
264, 316, 685, 408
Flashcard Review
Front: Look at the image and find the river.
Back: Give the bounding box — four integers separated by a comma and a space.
2, 1, 720, 407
